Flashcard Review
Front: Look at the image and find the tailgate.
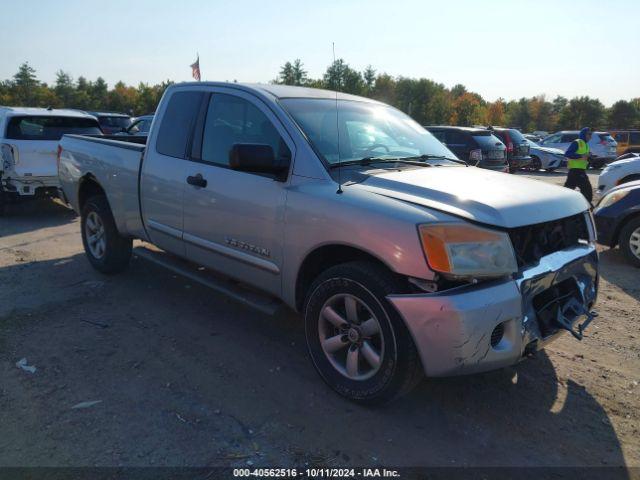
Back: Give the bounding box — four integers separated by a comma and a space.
9, 139, 59, 177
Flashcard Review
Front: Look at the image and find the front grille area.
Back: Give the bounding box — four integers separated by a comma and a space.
508, 214, 589, 268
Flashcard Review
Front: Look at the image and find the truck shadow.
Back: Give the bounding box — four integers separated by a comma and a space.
389, 352, 627, 468
0, 198, 76, 237
598, 247, 640, 302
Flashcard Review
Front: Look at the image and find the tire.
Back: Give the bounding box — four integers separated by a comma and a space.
531, 156, 542, 171
81, 195, 132, 274
303, 261, 423, 405
619, 217, 640, 268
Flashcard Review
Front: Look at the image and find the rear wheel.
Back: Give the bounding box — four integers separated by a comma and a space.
81, 195, 132, 274
303, 261, 423, 405
619, 217, 640, 268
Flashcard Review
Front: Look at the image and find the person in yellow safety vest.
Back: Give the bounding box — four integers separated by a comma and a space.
564, 127, 593, 205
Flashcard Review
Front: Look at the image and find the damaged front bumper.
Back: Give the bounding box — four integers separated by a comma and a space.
388, 244, 598, 377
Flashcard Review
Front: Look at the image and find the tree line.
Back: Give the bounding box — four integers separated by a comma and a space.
1, 60, 639, 132
0, 63, 172, 116
276, 59, 640, 131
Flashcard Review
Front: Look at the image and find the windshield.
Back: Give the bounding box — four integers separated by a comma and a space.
6, 116, 102, 140
280, 98, 458, 165
524, 138, 539, 147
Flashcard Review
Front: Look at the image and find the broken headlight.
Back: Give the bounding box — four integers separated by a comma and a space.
419, 223, 518, 279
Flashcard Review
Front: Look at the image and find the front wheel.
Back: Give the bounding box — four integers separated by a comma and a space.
620, 217, 640, 268
303, 261, 423, 404
81, 195, 132, 274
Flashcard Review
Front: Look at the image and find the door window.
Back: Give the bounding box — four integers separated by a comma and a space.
201, 94, 290, 167
629, 132, 640, 144
156, 91, 204, 158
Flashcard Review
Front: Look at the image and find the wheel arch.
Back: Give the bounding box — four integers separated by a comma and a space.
294, 243, 407, 312
612, 210, 640, 247
77, 174, 107, 211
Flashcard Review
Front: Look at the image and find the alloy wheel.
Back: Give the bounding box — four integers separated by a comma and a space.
630, 227, 640, 260
318, 293, 384, 381
85, 211, 106, 259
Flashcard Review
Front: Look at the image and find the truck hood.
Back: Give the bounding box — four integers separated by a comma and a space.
351, 166, 589, 228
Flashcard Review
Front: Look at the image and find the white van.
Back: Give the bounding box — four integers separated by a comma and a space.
0, 107, 101, 205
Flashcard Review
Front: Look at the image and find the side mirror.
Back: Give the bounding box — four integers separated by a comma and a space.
229, 144, 289, 180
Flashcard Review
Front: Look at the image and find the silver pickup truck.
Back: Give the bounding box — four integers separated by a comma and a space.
58, 82, 598, 404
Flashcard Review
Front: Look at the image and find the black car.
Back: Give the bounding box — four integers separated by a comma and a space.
487, 127, 532, 172
425, 126, 508, 171
594, 180, 640, 267
87, 111, 132, 135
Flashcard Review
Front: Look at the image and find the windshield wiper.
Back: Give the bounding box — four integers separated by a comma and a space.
398, 154, 469, 166
328, 157, 433, 169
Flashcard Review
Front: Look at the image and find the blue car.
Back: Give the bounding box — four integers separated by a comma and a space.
593, 180, 640, 267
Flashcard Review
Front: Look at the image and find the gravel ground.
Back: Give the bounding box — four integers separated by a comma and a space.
0, 170, 638, 469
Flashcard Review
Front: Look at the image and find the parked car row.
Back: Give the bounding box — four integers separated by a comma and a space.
425, 125, 532, 173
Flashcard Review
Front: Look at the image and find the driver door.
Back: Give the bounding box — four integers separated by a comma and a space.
182, 89, 294, 297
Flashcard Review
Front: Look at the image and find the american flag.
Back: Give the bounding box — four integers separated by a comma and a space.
190, 56, 201, 81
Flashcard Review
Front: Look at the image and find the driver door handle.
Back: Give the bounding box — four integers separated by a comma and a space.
187, 173, 207, 188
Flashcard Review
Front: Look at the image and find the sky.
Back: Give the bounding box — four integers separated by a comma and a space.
1, 0, 638, 106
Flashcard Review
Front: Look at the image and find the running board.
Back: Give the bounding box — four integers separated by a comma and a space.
133, 245, 282, 315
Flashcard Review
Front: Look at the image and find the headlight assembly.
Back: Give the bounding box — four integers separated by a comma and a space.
418, 223, 518, 278
598, 189, 630, 209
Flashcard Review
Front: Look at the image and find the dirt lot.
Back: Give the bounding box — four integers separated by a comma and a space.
0, 171, 638, 469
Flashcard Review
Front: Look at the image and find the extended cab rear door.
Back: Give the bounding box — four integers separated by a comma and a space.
181, 88, 294, 297
140, 89, 205, 256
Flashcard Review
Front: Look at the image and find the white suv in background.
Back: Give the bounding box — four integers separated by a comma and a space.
597, 153, 640, 197
0, 107, 101, 207
540, 130, 618, 168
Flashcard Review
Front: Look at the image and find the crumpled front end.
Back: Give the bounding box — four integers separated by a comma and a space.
388, 244, 598, 377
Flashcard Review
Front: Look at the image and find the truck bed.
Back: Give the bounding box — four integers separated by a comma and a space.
58, 134, 146, 238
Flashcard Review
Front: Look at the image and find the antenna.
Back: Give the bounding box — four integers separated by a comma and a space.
333, 42, 343, 194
